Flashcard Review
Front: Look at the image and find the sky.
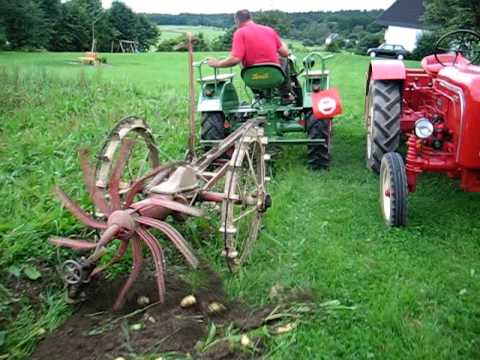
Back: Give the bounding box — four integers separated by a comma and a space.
101, 0, 396, 14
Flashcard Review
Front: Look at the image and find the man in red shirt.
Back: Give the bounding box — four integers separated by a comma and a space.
208, 9, 293, 99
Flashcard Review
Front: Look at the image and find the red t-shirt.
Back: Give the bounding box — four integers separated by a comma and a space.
231, 21, 282, 67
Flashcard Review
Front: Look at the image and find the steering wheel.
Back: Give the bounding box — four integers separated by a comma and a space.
434, 29, 480, 66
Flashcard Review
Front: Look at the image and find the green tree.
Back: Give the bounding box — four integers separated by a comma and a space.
411, 31, 441, 60
424, 0, 480, 32
54, 0, 92, 51
211, 26, 234, 51
108, 1, 138, 42
0, 22, 6, 49
135, 15, 159, 51
157, 32, 208, 52
36, 0, 63, 49
254, 10, 291, 37
1, 0, 50, 49
356, 31, 384, 54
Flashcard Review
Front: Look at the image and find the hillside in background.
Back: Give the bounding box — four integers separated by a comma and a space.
150, 10, 385, 53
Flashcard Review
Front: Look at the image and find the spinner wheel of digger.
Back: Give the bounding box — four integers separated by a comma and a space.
95, 116, 160, 208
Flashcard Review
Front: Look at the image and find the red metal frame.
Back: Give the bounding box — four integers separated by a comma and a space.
371, 54, 480, 193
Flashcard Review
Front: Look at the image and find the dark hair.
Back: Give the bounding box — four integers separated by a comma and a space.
235, 9, 251, 23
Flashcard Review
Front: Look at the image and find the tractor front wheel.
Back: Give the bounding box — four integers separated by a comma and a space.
379, 152, 408, 227
201, 112, 226, 143
366, 80, 401, 173
306, 113, 331, 170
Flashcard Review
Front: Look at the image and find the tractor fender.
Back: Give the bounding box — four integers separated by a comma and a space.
197, 98, 223, 112
366, 60, 406, 94
197, 82, 239, 112
311, 88, 343, 120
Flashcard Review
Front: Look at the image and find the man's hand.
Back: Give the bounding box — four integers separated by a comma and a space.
207, 58, 221, 68
207, 56, 241, 68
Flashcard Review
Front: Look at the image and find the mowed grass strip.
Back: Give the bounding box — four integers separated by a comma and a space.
158, 25, 226, 41
0, 51, 479, 359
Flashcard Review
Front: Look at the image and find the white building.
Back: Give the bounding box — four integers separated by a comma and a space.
378, 0, 425, 52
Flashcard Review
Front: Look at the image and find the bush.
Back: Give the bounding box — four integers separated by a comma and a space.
157, 33, 209, 52
355, 31, 384, 55
411, 32, 440, 60
326, 41, 341, 53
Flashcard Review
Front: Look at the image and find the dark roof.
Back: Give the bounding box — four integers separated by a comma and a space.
378, 0, 426, 29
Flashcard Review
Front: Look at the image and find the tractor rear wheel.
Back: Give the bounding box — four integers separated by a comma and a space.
201, 112, 226, 143
366, 80, 402, 173
379, 152, 407, 227
306, 112, 331, 170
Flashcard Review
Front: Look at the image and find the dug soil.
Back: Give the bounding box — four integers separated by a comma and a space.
32, 264, 311, 360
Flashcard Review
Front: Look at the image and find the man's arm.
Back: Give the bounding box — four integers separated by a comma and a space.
208, 55, 241, 68
278, 41, 289, 57
208, 29, 243, 68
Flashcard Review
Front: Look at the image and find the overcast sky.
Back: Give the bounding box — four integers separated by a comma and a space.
101, 0, 396, 14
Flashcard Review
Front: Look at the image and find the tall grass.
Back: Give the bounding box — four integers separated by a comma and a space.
0, 68, 194, 359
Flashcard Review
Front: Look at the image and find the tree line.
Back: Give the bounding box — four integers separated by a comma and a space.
1, 0, 479, 55
413, 0, 480, 59
152, 2, 480, 58
0, 0, 159, 51
151, 10, 385, 54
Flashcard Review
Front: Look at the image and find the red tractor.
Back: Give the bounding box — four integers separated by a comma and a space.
365, 30, 480, 226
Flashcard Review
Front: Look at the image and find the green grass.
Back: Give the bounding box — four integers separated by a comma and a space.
158, 25, 226, 41
1, 51, 480, 359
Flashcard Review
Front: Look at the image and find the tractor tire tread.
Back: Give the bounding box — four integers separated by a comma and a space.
306, 113, 331, 170
367, 80, 401, 173
201, 112, 226, 142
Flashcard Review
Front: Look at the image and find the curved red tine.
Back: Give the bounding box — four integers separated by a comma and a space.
136, 216, 199, 268
79, 149, 112, 216
113, 237, 144, 311
53, 187, 108, 230
48, 236, 98, 250
108, 139, 135, 211
90, 224, 121, 261
136, 227, 166, 304
90, 240, 129, 279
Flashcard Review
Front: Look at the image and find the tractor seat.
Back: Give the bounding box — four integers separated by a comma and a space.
241, 63, 286, 90
421, 54, 470, 76
198, 73, 235, 83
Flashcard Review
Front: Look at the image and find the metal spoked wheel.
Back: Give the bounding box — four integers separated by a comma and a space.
220, 125, 269, 271
95, 117, 160, 208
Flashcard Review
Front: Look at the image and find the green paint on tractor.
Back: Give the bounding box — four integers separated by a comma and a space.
194, 52, 338, 169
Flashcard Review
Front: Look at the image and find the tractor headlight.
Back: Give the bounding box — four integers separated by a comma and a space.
415, 118, 434, 139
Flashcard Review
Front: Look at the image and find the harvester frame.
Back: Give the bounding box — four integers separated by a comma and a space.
49, 33, 273, 309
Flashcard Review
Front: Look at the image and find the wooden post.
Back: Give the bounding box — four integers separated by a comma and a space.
187, 32, 196, 158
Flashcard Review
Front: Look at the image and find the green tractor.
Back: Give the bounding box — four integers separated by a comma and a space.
194, 53, 342, 169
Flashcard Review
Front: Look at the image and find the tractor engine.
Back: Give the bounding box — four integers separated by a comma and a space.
401, 64, 480, 192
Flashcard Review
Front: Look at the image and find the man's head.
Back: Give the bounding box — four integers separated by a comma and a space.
234, 9, 251, 27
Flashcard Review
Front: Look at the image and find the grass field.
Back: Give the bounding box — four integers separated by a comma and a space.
1, 51, 480, 359
158, 25, 226, 41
